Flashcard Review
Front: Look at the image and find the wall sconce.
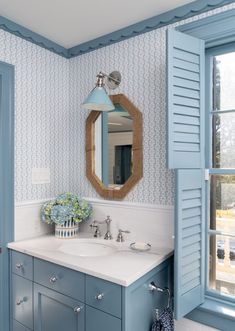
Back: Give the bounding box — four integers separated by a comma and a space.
81, 71, 121, 111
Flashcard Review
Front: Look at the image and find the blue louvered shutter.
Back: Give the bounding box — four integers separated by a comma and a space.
175, 169, 205, 319
167, 29, 205, 169
167, 29, 206, 319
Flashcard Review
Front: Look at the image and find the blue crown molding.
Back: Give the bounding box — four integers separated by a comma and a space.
0, 0, 234, 59
0, 16, 69, 58
68, 0, 235, 58
177, 7, 235, 48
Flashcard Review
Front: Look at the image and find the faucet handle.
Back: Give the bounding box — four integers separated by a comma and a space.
90, 221, 101, 237
116, 229, 130, 242
105, 215, 112, 223
118, 229, 130, 234
89, 220, 97, 229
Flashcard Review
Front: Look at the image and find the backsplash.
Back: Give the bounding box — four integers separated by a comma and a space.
15, 200, 54, 241
15, 198, 173, 247
81, 198, 174, 248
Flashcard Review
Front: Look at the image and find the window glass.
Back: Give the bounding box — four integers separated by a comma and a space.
209, 50, 235, 299
209, 234, 235, 296
213, 52, 235, 111
210, 175, 235, 232
212, 113, 235, 168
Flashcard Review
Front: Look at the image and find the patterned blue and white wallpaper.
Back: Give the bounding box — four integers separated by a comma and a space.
68, 3, 235, 206
0, 31, 70, 201
0, 3, 234, 204
69, 29, 174, 205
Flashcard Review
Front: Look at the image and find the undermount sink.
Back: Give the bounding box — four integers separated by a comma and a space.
58, 239, 117, 257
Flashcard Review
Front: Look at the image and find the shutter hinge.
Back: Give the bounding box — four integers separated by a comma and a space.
205, 169, 209, 181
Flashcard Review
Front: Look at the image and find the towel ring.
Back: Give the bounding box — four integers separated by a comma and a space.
149, 281, 171, 308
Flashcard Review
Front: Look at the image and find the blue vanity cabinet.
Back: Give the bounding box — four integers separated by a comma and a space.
34, 284, 85, 331
122, 258, 173, 331
10, 249, 173, 331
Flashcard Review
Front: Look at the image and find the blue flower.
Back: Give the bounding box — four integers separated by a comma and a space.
41, 193, 92, 225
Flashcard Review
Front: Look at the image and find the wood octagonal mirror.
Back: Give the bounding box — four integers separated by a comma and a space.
86, 94, 143, 199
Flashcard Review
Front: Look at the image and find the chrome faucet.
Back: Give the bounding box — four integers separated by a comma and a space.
103, 216, 112, 240
89, 221, 101, 238
91, 216, 113, 240
116, 229, 130, 242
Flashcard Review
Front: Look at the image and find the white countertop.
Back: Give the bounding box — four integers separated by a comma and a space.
8, 234, 173, 286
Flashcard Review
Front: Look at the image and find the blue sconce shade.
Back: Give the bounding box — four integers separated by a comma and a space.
81, 86, 115, 111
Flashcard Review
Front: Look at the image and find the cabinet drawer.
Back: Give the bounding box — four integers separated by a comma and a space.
12, 274, 33, 330
86, 275, 121, 318
13, 320, 32, 331
86, 306, 121, 331
12, 251, 33, 280
34, 258, 85, 301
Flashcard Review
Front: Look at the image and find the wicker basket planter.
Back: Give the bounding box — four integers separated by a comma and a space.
55, 220, 79, 239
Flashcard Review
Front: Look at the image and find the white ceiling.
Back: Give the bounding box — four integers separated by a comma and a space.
0, 0, 194, 48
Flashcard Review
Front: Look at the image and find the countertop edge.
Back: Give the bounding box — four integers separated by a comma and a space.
8, 243, 173, 287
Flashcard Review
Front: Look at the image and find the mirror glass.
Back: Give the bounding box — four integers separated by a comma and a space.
94, 104, 133, 189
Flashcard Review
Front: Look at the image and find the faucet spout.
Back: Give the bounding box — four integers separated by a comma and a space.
104, 216, 112, 240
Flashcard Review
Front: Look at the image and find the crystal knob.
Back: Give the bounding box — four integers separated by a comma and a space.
74, 306, 82, 313
15, 263, 23, 270
95, 293, 104, 300
49, 276, 57, 284
16, 297, 27, 305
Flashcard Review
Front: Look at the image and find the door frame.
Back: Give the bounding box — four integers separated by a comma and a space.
0, 61, 14, 331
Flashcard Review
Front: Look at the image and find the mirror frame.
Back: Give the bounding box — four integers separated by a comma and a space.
85, 93, 143, 199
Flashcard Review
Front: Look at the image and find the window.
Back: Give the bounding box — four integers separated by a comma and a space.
167, 25, 235, 329
168, 9, 235, 329
208, 50, 235, 298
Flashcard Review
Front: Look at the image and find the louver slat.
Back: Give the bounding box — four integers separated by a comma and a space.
174, 77, 200, 90
167, 29, 205, 169
174, 169, 205, 319
173, 58, 199, 73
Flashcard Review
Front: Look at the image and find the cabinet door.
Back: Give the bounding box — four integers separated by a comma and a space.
86, 306, 121, 331
12, 274, 33, 330
13, 320, 31, 331
34, 284, 84, 331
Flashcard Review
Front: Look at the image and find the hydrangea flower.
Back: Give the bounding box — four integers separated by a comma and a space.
41, 193, 92, 225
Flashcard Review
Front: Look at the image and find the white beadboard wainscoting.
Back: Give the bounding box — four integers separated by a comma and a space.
15, 200, 54, 241
15, 198, 174, 248
80, 198, 174, 248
